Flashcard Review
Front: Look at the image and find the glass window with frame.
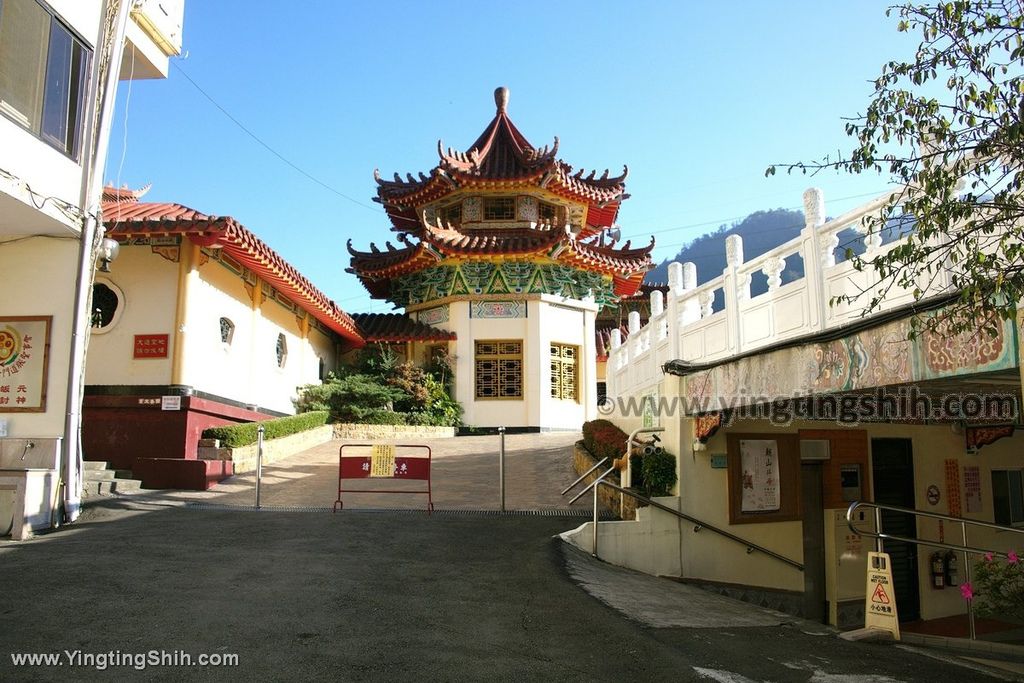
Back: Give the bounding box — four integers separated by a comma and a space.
992, 469, 1024, 526
475, 340, 523, 399
538, 201, 558, 222
0, 0, 91, 157
442, 202, 461, 226
483, 196, 515, 221
550, 343, 578, 402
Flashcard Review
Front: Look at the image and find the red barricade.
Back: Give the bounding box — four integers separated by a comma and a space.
333, 443, 433, 513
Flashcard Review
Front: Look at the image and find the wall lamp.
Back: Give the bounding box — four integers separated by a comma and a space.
96, 237, 120, 272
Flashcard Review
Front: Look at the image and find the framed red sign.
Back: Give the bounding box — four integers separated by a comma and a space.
133, 334, 169, 359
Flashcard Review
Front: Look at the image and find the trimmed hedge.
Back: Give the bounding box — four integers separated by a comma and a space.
581, 419, 628, 463
202, 411, 329, 448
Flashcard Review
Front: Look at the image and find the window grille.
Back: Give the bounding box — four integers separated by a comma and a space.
550, 343, 578, 401
475, 340, 523, 399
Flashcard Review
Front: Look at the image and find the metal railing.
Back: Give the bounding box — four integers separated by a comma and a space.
563, 426, 803, 572
594, 480, 804, 572
560, 457, 608, 497
847, 500, 1024, 641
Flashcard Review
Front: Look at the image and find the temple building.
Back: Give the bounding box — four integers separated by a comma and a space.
348, 88, 654, 430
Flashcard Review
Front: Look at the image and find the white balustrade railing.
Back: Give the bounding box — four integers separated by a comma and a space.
606, 186, 955, 399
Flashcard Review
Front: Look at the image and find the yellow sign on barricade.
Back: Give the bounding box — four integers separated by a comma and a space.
864, 551, 900, 640
370, 444, 396, 478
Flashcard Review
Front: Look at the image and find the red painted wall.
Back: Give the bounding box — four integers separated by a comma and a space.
83, 394, 273, 471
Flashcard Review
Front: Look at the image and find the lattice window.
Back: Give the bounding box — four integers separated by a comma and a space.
550, 343, 579, 402
538, 201, 558, 222
219, 317, 234, 345
276, 333, 287, 368
475, 340, 523, 399
443, 202, 461, 225
483, 197, 515, 221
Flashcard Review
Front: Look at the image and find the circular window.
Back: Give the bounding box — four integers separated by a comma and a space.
91, 280, 124, 333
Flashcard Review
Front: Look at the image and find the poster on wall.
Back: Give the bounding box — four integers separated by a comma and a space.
0, 316, 51, 412
739, 439, 780, 512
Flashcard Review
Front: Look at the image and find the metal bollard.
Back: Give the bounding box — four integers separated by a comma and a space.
255, 424, 265, 509
498, 426, 506, 512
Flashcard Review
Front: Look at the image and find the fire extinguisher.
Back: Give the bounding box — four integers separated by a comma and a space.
930, 552, 946, 589
944, 551, 959, 587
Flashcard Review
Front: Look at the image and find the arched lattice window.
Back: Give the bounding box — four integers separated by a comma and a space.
91, 281, 124, 332
276, 333, 287, 368
219, 317, 234, 345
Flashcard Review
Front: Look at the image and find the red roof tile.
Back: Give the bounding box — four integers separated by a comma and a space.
352, 313, 456, 343
348, 222, 653, 300
372, 88, 629, 232
101, 191, 364, 347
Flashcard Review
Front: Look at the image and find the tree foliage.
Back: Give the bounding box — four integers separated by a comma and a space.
294, 343, 462, 427
769, 1, 1024, 335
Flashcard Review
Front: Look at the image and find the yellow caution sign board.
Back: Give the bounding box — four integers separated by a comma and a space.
370, 444, 396, 478
864, 551, 900, 640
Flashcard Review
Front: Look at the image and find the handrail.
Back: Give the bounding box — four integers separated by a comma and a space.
846, 500, 1024, 641
593, 480, 804, 572
567, 466, 617, 506
846, 501, 1023, 559
561, 457, 608, 496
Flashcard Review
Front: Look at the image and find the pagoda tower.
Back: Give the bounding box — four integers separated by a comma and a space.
348, 87, 654, 429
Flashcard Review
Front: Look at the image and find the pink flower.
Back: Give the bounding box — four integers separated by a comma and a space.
1009, 551, 1019, 565
960, 583, 974, 601
985, 552, 994, 562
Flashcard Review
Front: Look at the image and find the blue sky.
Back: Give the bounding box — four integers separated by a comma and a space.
105, 0, 915, 313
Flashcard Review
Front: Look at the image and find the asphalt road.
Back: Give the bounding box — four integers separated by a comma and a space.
0, 500, 1012, 682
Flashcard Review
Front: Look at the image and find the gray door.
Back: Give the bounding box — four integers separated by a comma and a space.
871, 438, 921, 623
801, 463, 826, 623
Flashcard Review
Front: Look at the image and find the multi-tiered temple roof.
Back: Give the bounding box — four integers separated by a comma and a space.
348, 88, 653, 307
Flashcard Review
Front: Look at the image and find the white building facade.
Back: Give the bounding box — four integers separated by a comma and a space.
0, 0, 183, 538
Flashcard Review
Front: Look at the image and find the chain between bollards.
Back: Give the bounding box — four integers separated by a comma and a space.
255, 424, 264, 509
498, 426, 506, 512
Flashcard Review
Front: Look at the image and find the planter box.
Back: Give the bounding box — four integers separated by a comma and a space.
199, 425, 334, 473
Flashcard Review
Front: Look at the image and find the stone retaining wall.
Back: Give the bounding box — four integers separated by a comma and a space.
572, 442, 639, 521
332, 424, 456, 440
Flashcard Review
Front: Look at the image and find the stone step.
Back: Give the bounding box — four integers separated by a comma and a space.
83, 460, 110, 471
82, 478, 142, 497
84, 469, 116, 481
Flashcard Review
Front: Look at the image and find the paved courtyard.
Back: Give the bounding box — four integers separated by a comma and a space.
2, 432, 1021, 681
137, 432, 590, 512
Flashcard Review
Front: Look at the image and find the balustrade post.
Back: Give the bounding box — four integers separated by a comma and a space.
724, 235, 744, 355
679, 262, 700, 325
801, 187, 830, 332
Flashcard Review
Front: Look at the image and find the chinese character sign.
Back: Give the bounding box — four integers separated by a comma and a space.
739, 439, 781, 512
133, 334, 169, 359
370, 444, 396, 477
0, 316, 51, 412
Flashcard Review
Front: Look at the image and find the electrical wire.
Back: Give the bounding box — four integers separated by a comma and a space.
171, 61, 381, 214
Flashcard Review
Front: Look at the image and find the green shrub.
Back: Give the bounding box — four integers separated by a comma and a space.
295, 361, 462, 428
294, 374, 405, 422
641, 449, 677, 497
972, 552, 1024, 619
203, 411, 329, 448
581, 419, 628, 463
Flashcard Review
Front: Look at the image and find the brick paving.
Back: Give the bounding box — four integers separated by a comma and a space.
131, 432, 592, 512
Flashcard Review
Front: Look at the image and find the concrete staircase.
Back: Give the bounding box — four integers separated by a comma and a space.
82, 460, 143, 497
